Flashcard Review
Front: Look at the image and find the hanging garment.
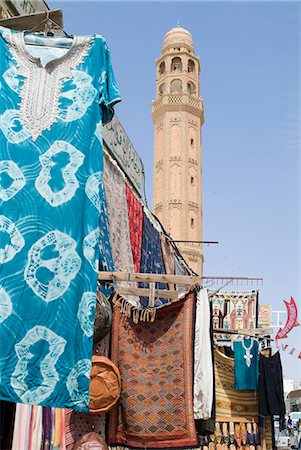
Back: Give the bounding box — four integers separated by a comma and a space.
194, 288, 214, 420
0, 27, 120, 411
258, 351, 286, 433
233, 338, 259, 390
30, 406, 43, 450
108, 293, 198, 449
11, 403, 32, 450
195, 300, 216, 436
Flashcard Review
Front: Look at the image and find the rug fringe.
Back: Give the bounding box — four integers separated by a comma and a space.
109, 446, 201, 450
116, 297, 157, 323
113, 288, 194, 323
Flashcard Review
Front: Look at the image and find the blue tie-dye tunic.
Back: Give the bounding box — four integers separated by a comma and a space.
0, 27, 120, 411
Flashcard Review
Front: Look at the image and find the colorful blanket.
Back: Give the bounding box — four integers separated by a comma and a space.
215, 349, 258, 420
125, 184, 143, 273
108, 294, 197, 449
103, 156, 139, 306
103, 156, 134, 274
139, 213, 167, 307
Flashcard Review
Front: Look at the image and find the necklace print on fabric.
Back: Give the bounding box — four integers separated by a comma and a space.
242, 338, 254, 368
3, 31, 93, 141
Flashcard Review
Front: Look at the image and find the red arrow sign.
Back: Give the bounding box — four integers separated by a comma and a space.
276, 297, 299, 340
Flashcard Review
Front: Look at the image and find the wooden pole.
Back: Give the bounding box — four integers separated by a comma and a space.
0, 9, 63, 31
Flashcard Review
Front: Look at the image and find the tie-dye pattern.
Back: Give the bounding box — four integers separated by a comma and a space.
0, 27, 120, 411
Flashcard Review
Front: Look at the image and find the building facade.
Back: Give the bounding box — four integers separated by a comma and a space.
152, 26, 204, 274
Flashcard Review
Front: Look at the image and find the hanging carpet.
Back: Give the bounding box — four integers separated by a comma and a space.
125, 183, 143, 273
139, 213, 168, 308
108, 293, 197, 449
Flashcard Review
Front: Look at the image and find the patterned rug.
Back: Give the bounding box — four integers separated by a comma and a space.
139, 213, 168, 308
103, 156, 139, 306
108, 294, 197, 449
125, 183, 143, 273
103, 155, 134, 274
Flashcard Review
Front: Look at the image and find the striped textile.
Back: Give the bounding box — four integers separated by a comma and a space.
215, 349, 258, 421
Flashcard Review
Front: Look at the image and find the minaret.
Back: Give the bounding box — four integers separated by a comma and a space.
152, 26, 204, 275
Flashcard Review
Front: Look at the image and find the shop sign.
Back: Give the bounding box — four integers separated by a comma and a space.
258, 304, 271, 327
103, 116, 144, 194
0, 4, 13, 18
9, 0, 48, 15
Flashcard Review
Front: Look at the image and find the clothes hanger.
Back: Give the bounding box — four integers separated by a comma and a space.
23, 10, 72, 46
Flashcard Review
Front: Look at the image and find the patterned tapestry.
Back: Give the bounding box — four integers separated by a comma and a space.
103, 156, 134, 275
103, 155, 138, 307
139, 213, 168, 308
125, 184, 143, 273
210, 290, 258, 336
108, 294, 197, 449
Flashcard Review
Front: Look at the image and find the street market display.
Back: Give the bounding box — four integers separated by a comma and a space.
0, 22, 285, 450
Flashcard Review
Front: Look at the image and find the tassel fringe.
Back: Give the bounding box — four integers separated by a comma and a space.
112, 288, 193, 323
109, 447, 201, 450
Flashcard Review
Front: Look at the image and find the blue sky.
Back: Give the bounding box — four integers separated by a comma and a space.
50, 1, 300, 380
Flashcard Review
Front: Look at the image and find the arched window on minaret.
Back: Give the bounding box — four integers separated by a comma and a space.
189, 210, 197, 239
170, 79, 182, 93
158, 83, 166, 96
159, 61, 166, 75
187, 81, 196, 95
171, 57, 182, 72
188, 59, 195, 73
189, 126, 197, 157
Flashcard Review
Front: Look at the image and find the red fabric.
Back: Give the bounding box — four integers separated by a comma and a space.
125, 184, 143, 272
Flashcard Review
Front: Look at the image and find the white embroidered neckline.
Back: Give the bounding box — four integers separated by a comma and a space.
3, 31, 93, 141
242, 337, 254, 368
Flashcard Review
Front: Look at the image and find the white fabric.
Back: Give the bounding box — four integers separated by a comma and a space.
193, 288, 213, 420
31, 406, 43, 450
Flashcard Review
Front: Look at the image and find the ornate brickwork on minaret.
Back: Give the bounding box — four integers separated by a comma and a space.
152, 26, 204, 274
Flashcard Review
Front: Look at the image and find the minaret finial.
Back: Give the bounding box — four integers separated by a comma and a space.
177, 20, 181, 28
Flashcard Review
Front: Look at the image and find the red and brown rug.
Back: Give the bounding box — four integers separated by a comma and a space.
108, 293, 197, 449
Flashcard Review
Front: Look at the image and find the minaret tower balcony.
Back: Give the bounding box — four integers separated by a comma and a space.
152, 94, 204, 122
